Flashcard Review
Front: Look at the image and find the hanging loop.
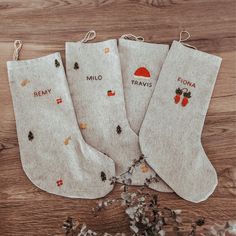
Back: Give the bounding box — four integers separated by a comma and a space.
178, 30, 197, 50
13, 40, 23, 60
179, 31, 191, 42
80, 30, 96, 43
121, 34, 144, 42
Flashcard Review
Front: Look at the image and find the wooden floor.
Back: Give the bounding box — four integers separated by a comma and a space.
0, 0, 236, 235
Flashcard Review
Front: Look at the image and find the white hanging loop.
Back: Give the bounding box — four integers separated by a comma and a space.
13, 40, 23, 60
179, 31, 191, 42
178, 30, 197, 50
121, 34, 144, 42
80, 30, 96, 43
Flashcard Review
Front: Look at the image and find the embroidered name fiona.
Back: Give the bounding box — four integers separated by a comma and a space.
177, 77, 196, 88
33, 89, 52, 97
131, 80, 152, 87
87, 75, 102, 80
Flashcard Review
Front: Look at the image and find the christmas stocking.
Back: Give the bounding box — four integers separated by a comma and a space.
7, 40, 115, 199
65, 31, 172, 192
139, 36, 222, 202
118, 34, 169, 134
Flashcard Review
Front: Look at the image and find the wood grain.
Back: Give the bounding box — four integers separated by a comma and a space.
0, 0, 236, 235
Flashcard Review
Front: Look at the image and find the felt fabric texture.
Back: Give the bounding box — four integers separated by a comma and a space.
139, 41, 222, 202
118, 38, 169, 134
7, 53, 115, 199
66, 39, 172, 192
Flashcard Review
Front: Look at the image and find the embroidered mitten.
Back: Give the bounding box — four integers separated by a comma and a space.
7, 45, 115, 199
118, 35, 169, 134
139, 40, 222, 202
65, 33, 171, 192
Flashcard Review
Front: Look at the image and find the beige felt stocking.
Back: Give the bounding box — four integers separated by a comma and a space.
118, 34, 169, 134
139, 36, 222, 202
7, 41, 115, 199
66, 31, 172, 192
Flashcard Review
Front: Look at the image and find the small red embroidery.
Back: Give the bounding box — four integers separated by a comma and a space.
107, 90, 115, 96
134, 67, 151, 79
56, 98, 63, 104
174, 88, 191, 107
56, 179, 63, 187
174, 88, 183, 104
182, 91, 191, 107
34, 89, 51, 97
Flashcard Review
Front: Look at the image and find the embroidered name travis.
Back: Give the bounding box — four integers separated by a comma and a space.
131, 80, 152, 87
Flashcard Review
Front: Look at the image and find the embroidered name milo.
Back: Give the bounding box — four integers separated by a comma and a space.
87, 75, 102, 80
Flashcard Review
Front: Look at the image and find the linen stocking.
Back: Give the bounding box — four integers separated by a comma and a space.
7, 42, 115, 199
139, 39, 222, 202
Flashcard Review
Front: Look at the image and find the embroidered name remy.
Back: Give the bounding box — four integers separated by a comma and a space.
33, 89, 52, 97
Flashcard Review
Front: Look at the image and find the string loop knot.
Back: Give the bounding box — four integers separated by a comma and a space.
178, 31, 197, 50
13, 40, 23, 60
81, 30, 96, 43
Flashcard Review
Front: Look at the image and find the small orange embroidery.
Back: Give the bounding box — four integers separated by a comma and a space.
56, 97, 63, 104
104, 48, 110, 54
21, 79, 30, 87
79, 123, 87, 129
140, 163, 149, 173
64, 136, 71, 145
56, 179, 63, 187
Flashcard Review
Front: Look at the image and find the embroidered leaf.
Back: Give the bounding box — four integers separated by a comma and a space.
101, 171, 106, 182
175, 87, 182, 95
28, 131, 34, 141
116, 125, 122, 134
183, 91, 191, 98
55, 59, 60, 67
74, 62, 79, 70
